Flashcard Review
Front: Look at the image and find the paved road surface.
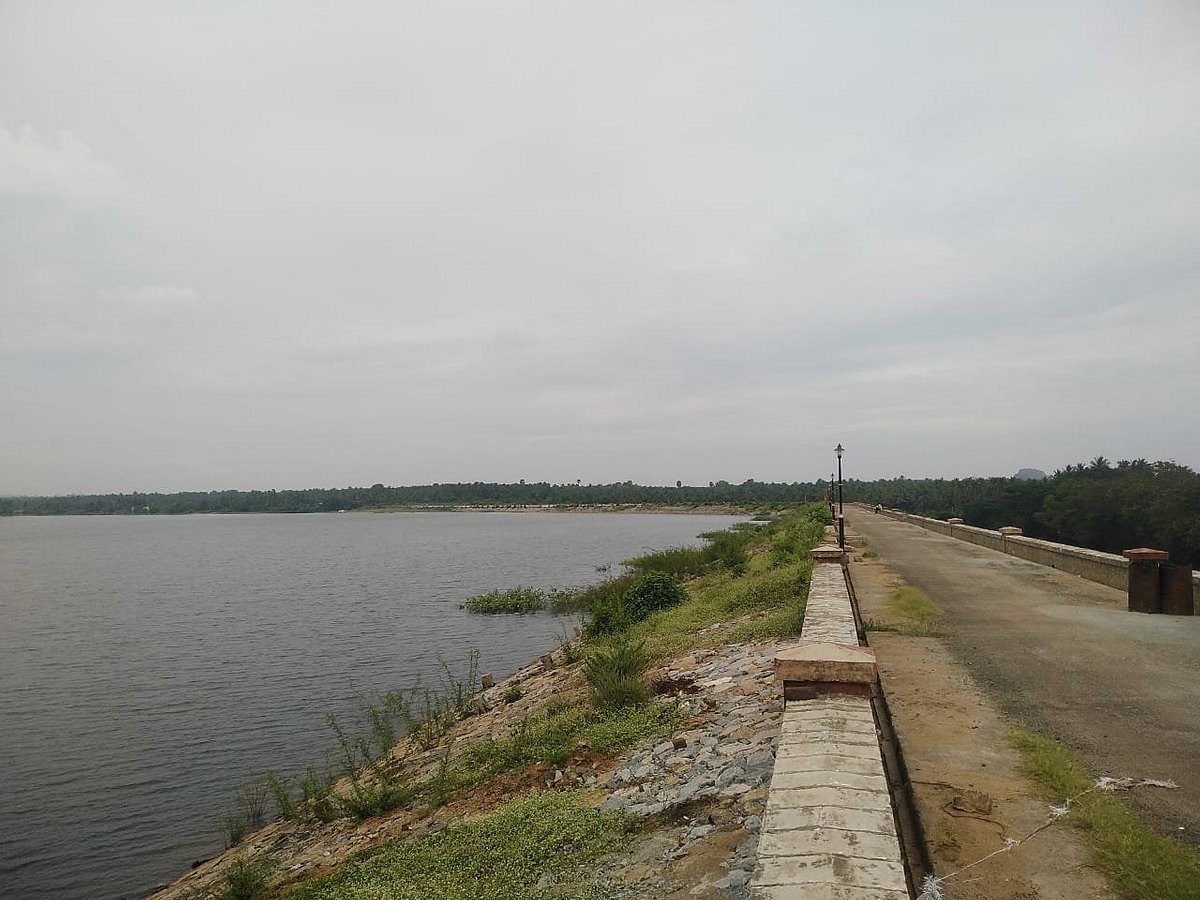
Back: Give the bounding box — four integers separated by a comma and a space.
849, 508, 1200, 845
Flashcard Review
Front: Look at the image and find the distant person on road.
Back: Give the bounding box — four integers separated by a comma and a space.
874, 503, 882, 514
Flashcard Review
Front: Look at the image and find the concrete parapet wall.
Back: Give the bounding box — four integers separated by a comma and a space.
951, 523, 1005, 552
877, 507, 1134, 593
754, 556, 907, 897
1003, 535, 1128, 590
752, 697, 907, 900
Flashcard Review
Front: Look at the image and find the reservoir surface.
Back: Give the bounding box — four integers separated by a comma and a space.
0, 510, 743, 899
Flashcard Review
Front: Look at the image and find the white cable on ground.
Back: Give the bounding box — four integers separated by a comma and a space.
915, 776, 1178, 900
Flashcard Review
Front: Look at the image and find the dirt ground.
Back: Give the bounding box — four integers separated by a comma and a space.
845, 509, 1200, 898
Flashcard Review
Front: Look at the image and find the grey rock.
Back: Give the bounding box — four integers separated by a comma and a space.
716, 765, 746, 788
715, 869, 750, 891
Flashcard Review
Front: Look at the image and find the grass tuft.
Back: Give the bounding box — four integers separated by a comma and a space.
583, 638, 651, 709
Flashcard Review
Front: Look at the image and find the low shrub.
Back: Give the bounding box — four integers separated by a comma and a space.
623, 572, 688, 621
217, 855, 275, 900
585, 571, 689, 637
337, 778, 416, 821
217, 813, 249, 850
585, 591, 631, 637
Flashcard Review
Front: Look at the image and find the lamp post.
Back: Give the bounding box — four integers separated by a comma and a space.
835, 443, 845, 548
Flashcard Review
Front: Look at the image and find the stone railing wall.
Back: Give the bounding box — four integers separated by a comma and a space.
751, 546, 909, 898
878, 508, 1200, 597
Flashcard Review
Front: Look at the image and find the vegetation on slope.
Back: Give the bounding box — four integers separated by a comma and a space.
187, 504, 828, 900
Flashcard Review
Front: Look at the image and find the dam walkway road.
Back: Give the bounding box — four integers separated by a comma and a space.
848, 508, 1200, 847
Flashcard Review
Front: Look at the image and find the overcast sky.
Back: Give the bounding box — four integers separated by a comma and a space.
2, 2, 1198, 494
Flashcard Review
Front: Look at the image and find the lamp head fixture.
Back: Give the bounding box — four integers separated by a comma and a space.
835, 443, 844, 459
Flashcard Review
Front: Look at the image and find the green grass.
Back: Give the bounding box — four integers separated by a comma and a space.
286, 792, 633, 900
886, 586, 944, 636
1010, 729, 1200, 899
464, 587, 547, 614
622, 544, 707, 578
623, 557, 813, 660
456, 697, 681, 780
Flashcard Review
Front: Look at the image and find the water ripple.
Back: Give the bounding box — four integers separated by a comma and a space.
0, 511, 742, 899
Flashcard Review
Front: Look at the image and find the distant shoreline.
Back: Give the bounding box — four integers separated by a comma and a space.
1, 503, 759, 518
361, 503, 755, 516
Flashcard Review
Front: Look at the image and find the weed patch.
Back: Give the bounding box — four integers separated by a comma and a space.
1010, 729, 1200, 899
887, 586, 943, 636
287, 791, 634, 900
463, 587, 547, 614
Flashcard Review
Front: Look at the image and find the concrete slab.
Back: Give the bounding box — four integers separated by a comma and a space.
763, 804, 897, 836
775, 641, 877, 686
768, 770, 888, 792
771, 753, 885, 777
754, 853, 908, 891
766, 785, 893, 812
777, 729, 878, 746
775, 741, 881, 760
757, 826, 903, 862
750, 884, 909, 900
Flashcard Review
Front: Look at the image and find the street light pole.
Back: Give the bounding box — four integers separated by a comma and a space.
835, 443, 845, 548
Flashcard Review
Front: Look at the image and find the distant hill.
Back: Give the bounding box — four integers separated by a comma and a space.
1013, 468, 1047, 481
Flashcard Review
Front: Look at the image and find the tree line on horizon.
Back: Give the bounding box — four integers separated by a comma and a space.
3, 458, 1196, 564
850, 457, 1199, 565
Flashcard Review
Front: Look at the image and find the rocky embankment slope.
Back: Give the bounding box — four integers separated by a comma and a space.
155, 634, 788, 900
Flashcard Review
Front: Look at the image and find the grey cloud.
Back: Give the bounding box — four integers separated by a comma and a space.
1, 1, 1198, 493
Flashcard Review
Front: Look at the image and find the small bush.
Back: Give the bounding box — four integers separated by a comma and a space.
217, 855, 275, 900
584, 638, 650, 709
217, 813, 248, 850
236, 782, 267, 829
623, 572, 688, 621
586, 589, 632, 637
574, 573, 639, 613
502, 685, 523, 703
264, 772, 295, 820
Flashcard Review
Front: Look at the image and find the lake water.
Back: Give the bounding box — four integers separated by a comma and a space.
0, 511, 743, 899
